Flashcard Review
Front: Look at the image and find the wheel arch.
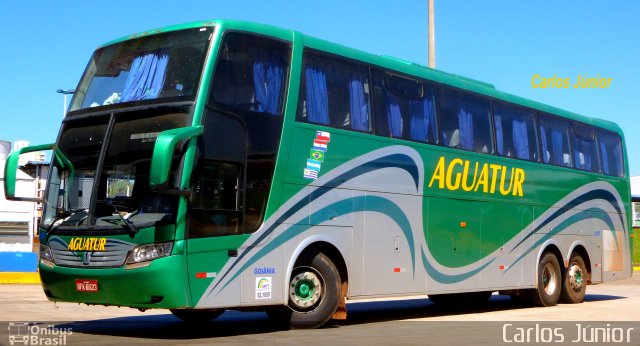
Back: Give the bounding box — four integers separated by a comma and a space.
285, 235, 349, 298
537, 242, 565, 284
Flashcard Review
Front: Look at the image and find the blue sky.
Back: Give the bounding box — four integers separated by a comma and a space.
1, 1, 638, 173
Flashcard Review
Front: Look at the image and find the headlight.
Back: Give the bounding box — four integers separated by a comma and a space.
126, 242, 173, 264
40, 244, 55, 267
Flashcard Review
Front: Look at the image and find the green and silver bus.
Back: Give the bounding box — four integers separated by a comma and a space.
4, 20, 632, 328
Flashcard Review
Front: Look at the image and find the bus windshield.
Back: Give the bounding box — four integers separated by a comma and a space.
42, 111, 190, 231
69, 27, 212, 112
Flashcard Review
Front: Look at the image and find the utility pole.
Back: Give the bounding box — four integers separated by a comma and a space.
56, 89, 75, 117
428, 0, 436, 68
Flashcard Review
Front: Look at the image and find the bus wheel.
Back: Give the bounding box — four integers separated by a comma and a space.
526, 252, 561, 307
287, 251, 341, 329
559, 253, 587, 304
170, 308, 224, 322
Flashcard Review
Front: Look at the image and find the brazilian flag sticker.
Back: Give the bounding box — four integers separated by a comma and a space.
309, 149, 324, 162
310, 149, 325, 162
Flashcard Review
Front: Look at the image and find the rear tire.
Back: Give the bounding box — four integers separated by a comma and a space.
559, 253, 587, 304
170, 308, 224, 322
285, 251, 341, 329
525, 252, 562, 307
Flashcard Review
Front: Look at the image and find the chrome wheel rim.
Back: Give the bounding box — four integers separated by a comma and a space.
290, 269, 322, 310
568, 262, 584, 291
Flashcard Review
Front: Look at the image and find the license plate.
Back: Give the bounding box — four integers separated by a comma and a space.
75, 279, 99, 292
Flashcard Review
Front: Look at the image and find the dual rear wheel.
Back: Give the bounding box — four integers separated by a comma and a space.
523, 251, 587, 307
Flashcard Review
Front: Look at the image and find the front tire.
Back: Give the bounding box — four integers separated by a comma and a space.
170, 308, 224, 322
286, 251, 341, 329
559, 253, 588, 304
525, 252, 562, 307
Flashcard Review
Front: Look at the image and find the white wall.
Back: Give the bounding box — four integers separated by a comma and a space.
0, 161, 36, 252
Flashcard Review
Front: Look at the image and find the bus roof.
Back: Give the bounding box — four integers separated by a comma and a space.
99, 19, 623, 136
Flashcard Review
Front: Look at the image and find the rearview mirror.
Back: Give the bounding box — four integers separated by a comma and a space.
4, 143, 54, 202
149, 125, 203, 189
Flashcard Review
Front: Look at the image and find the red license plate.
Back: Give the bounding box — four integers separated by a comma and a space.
75, 279, 99, 292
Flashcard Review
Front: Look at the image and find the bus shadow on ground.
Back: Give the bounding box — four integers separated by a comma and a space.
54, 293, 626, 340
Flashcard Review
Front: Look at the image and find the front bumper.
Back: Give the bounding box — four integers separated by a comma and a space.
39, 254, 190, 309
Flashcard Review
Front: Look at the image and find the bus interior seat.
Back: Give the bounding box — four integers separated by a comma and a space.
448, 129, 460, 148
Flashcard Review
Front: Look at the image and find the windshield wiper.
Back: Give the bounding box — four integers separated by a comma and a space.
45, 208, 89, 236
96, 200, 139, 235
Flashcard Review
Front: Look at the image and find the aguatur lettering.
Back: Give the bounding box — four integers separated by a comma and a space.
428, 157, 526, 196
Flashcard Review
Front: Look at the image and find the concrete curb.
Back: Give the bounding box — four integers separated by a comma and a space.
0, 272, 40, 284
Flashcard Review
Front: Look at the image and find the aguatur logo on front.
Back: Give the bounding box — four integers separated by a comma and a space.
67, 238, 107, 251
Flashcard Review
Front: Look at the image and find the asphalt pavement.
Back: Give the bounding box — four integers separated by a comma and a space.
0, 274, 638, 345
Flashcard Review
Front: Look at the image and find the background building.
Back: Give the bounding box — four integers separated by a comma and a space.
0, 140, 46, 272
632, 176, 640, 228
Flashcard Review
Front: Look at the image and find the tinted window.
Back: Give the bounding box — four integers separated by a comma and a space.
438, 88, 493, 153
598, 130, 624, 177
539, 115, 572, 167
572, 124, 599, 172
211, 32, 290, 116
373, 71, 437, 143
493, 103, 538, 161
70, 28, 212, 112
194, 33, 289, 238
297, 53, 371, 132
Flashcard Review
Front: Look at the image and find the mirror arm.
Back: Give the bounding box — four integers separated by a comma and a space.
4, 143, 55, 201
149, 125, 204, 188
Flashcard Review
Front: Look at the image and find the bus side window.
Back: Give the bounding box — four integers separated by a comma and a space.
211, 32, 289, 116
493, 102, 538, 161
297, 53, 371, 132
572, 124, 600, 173
598, 130, 624, 177
438, 87, 493, 154
539, 115, 572, 168
372, 71, 437, 144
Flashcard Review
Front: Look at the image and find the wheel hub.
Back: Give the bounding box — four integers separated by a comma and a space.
290, 270, 322, 310
568, 263, 584, 291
